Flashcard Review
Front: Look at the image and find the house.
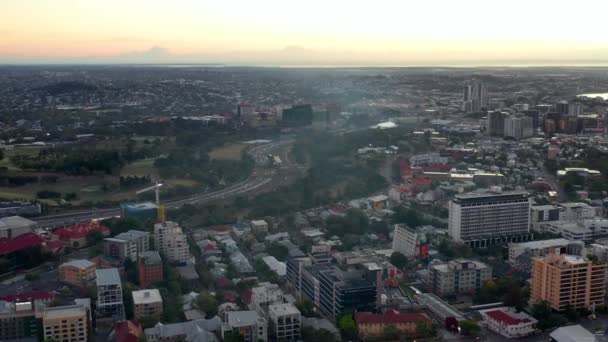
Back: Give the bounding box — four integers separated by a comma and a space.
53, 222, 110, 248
114, 320, 144, 342
59, 259, 97, 288
251, 220, 269, 235
479, 307, 537, 338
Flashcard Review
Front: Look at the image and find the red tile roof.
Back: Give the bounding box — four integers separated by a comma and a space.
355, 310, 430, 325
44, 239, 66, 254
115, 320, 143, 342
485, 310, 530, 326
0, 233, 43, 255
53, 222, 110, 240
411, 176, 432, 186
0, 291, 54, 303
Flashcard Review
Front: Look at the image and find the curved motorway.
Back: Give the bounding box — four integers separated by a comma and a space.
34, 139, 296, 228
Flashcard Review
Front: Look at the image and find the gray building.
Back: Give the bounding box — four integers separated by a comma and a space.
95, 268, 125, 322
427, 259, 492, 296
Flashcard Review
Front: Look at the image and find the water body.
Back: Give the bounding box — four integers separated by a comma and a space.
578, 93, 608, 100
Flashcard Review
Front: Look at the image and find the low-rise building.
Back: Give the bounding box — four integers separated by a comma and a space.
262, 256, 286, 277
222, 311, 268, 342
354, 310, 431, 340
132, 289, 163, 321
427, 259, 492, 296
543, 218, 608, 241
54, 222, 110, 248
251, 220, 269, 234
96, 268, 125, 322
42, 303, 90, 342
479, 307, 537, 338
508, 238, 582, 273
145, 318, 222, 342
59, 259, 97, 288
0, 216, 37, 239
550, 324, 598, 342
138, 251, 163, 288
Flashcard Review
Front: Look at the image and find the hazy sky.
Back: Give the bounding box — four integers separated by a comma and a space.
2, 0, 608, 65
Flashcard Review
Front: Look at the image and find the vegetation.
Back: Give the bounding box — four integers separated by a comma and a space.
389, 252, 408, 269
530, 301, 567, 331
301, 326, 339, 342
196, 291, 218, 317
458, 320, 481, 336
295, 299, 317, 317
474, 276, 529, 310
336, 312, 357, 340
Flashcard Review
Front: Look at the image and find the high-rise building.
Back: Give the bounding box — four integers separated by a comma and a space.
281, 104, 313, 127
42, 304, 89, 342
462, 81, 488, 112
487, 111, 506, 136
556, 101, 569, 115
138, 251, 163, 288
504, 115, 534, 140
568, 102, 583, 116
530, 254, 606, 311
95, 268, 125, 322
448, 191, 532, 247
427, 259, 492, 295
392, 224, 428, 260
154, 221, 191, 263
113, 230, 150, 259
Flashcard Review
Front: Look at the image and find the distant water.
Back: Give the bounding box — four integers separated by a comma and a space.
578, 93, 608, 100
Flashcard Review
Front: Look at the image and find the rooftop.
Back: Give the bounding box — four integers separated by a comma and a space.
509, 238, 570, 250
43, 304, 87, 320
140, 250, 162, 264
269, 303, 300, 318
226, 310, 262, 327
0, 216, 36, 230
483, 308, 535, 326
454, 190, 528, 200
61, 259, 96, 269
114, 230, 148, 241
0, 232, 43, 255
132, 289, 162, 305
96, 268, 121, 286
550, 325, 597, 342
355, 310, 430, 325
54, 222, 109, 240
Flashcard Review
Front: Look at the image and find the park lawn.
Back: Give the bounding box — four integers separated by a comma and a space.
166, 178, 199, 187
209, 143, 246, 161
0, 146, 44, 171
121, 159, 157, 177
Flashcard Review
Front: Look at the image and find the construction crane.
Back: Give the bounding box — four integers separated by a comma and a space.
135, 181, 163, 205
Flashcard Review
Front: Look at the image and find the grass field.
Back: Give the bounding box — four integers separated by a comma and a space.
121, 159, 157, 177
0, 146, 43, 170
209, 143, 246, 160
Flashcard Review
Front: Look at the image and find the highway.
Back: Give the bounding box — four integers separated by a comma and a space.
33, 138, 296, 228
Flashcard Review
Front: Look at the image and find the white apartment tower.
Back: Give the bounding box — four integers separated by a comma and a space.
449, 191, 532, 247
154, 221, 191, 263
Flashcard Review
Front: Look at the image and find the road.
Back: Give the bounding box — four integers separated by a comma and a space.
33, 138, 299, 228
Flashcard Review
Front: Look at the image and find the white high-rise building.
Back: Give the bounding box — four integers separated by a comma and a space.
504, 116, 534, 140
154, 221, 191, 263
392, 224, 420, 258
449, 191, 532, 247
462, 81, 488, 112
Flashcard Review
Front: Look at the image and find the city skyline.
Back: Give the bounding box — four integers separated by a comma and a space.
2, 0, 608, 66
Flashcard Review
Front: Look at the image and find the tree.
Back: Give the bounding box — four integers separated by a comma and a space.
458, 320, 480, 336
267, 242, 289, 261
223, 331, 245, 342
295, 299, 316, 317
390, 252, 408, 269
197, 291, 218, 317
416, 320, 435, 338
301, 326, 338, 342
564, 304, 580, 322
383, 325, 400, 340
86, 231, 104, 246
337, 313, 357, 340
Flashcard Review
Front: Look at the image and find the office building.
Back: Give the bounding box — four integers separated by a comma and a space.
222, 311, 268, 342
543, 218, 608, 241
59, 259, 97, 288
568, 102, 583, 116
487, 111, 506, 136
530, 254, 606, 311
42, 304, 89, 342
154, 221, 191, 263
530, 205, 560, 232
287, 258, 382, 319
479, 307, 537, 339
138, 251, 163, 288
558, 202, 596, 222
508, 239, 582, 273
392, 224, 428, 259
113, 230, 150, 260
95, 268, 125, 322
427, 259, 492, 296
462, 81, 488, 113
0, 300, 43, 341
448, 191, 532, 247
132, 289, 163, 321
0, 216, 37, 239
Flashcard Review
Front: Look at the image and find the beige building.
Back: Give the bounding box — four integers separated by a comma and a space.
59, 259, 97, 288
427, 258, 492, 296
132, 289, 163, 321
42, 304, 89, 342
154, 221, 191, 263
530, 254, 606, 311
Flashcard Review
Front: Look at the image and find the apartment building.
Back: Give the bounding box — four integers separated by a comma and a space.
251, 283, 301, 342
427, 259, 492, 296
530, 254, 606, 311
96, 268, 125, 322
138, 251, 163, 288
42, 304, 89, 342
154, 221, 191, 263
222, 311, 268, 342
59, 259, 97, 288
508, 239, 583, 273
392, 224, 426, 258
114, 230, 150, 259
132, 289, 163, 321
448, 191, 531, 247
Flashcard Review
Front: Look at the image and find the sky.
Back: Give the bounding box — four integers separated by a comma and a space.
2, 0, 608, 66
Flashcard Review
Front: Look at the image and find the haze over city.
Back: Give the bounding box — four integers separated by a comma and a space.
2, 0, 608, 66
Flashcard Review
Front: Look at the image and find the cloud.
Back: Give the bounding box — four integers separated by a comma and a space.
119, 46, 171, 59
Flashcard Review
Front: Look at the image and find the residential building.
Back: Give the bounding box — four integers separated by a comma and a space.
115, 320, 144, 342
145, 318, 222, 342
138, 251, 163, 288
59, 259, 97, 288
504, 115, 534, 140
154, 221, 191, 263
222, 311, 268, 342
103, 238, 131, 262
530, 205, 560, 232
462, 81, 488, 113
286, 258, 382, 319
479, 307, 537, 338
268, 304, 301, 342
251, 220, 269, 234
96, 268, 125, 322
354, 310, 431, 340
392, 224, 428, 259
262, 256, 286, 277
487, 111, 506, 136
0, 300, 44, 341
448, 191, 532, 247
508, 239, 583, 273
0, 216, 37, 239
558, 202, 597, 222
113, 230, 150, 259
42, 304, 89, 342
530, 254, 606, 311
132, 289, 163, 321
427, 259, 492, 296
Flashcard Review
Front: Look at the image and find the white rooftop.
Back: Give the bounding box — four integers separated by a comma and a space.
43, 304, 87, 320
132, 289, 163, 305
269, 303, 300, 318
509, 238, 570, 249
95, 268, 121, 286
61, 259, 95, 269
550, 325, 597, 342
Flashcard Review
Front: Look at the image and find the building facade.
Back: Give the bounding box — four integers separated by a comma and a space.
132, 289, 163, 321
59, 259, 97, 288
427, 259, 492, 296
530, 254, 606, 311
95, 268, 125, 322
479, 307, 537, 338
354, 310, 431, 340
42, 304, 89, 342
154, 221, 191, 263
508, 238, 582, 273
138, 251, 163, 288
448, 191, 532, 247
